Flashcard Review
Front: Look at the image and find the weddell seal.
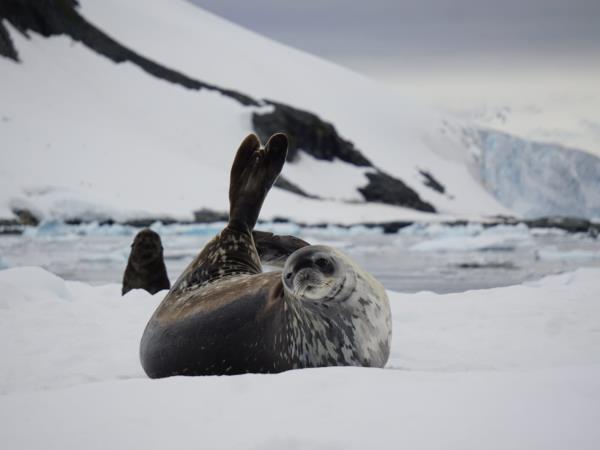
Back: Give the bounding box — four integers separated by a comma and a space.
140, 133, 391, 377
122, 229, 170, 295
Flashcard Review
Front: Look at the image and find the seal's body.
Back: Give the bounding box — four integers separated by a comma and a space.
122, 229, 170, 295
140, 134, 391, 377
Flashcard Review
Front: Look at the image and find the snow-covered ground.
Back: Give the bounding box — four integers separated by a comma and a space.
0, 265, 599, 449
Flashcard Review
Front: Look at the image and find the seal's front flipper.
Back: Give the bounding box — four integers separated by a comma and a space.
252, 230, 310, 267
229, 133, 288, 231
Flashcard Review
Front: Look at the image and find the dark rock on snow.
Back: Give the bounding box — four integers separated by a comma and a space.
193, 208, 229, 223
359, 172, 436, 213
419, 170, 446, 194
11, 208, 39, 226
253, 101, 371, 166
274, 176, 318, 199
0, 0, 257, 106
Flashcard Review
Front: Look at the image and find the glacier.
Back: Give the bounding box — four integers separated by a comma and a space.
474, 130, 600, 218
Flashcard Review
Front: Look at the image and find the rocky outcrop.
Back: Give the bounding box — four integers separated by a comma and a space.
253, 102, 371, 166
253, 102, 436, 211
0, 0, 258, 105
359, 172, 436, 212
419, 170, 446, 194
193, 208, 228, 223
0, 19, 18, 61
524, 216, 597, 234
11, 208, 39, 226
274, 176, 317, 199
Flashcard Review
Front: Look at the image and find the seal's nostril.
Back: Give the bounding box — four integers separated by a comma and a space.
285, 272, 292, 279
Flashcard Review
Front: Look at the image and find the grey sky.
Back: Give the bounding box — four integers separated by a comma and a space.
188, 0, 600, 79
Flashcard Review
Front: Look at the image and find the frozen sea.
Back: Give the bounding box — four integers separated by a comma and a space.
1, 221, 598, 292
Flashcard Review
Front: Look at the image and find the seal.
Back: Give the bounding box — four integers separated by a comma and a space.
122, 229, 170, 295
140, 133, 391, 377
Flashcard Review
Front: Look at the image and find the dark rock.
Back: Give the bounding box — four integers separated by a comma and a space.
123, 218, 179, 228
456, 262, 517, 270
525, 216, 591, 233
358, 171, 436, 213
419, 170, 445, 194
253, 101, 371, 166
273, 175, 317, 198
379, 221, 413, 234
11, 208, 39, 226
0, 218, 24, 235
192, 208, 228, 223
0, 0, 258, 106
356, 221, 413, 233
0, 19, 19, 61
253, 102, 437, 212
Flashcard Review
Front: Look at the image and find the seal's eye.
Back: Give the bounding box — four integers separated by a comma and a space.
315, 257, 328, 269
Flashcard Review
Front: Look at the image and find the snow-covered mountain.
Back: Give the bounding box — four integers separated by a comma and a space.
1, 0, 599, 224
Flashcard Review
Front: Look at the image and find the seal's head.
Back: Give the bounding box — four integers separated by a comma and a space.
282, 245, 356, 303
130, 229, 164, 268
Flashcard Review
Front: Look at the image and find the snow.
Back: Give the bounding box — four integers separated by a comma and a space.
0, 26, 452, 225
2, 0, 598, 221
474, 130, 600, 218
390, 66, 600, 157
280, 152, 371, 201
1, 265, 599, 449
76, 0, 512, 217
0, 0, 514, 224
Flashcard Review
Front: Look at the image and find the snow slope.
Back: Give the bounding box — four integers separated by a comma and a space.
0, 26, 448, 225
0, 266, 599, 449
1, 0, 598, 223
0, 0, 511, 223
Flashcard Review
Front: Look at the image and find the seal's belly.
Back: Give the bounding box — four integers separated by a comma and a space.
140, 272, 286, 377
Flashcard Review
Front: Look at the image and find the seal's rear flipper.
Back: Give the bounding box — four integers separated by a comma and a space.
252, 230, 310, 267
229, 133, 288, 231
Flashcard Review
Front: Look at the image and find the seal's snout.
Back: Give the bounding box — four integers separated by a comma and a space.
291, 267, 322, 295
282, 246, 348, 302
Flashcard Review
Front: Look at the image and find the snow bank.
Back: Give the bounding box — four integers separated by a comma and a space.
0, 266, 599, 449
1, 367, 598, 450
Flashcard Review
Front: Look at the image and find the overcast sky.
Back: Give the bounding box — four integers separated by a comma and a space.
188, 0, 600, 81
